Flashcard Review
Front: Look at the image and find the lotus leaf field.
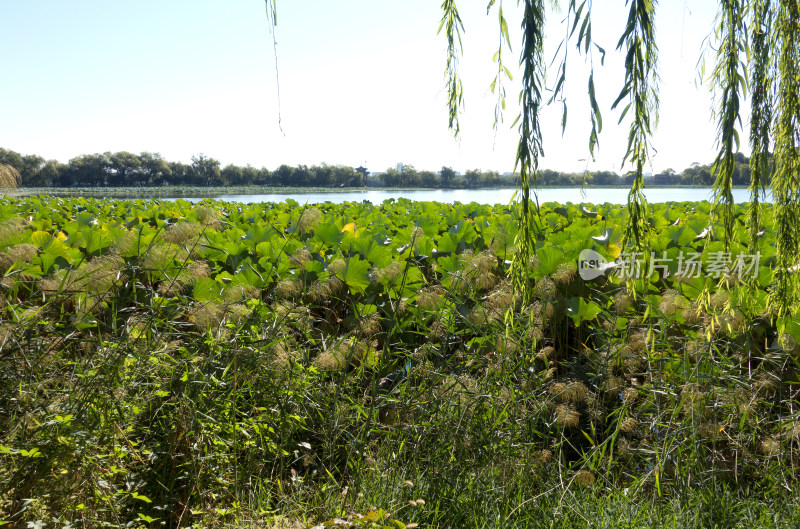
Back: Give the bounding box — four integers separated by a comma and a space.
1, 195, 799, 528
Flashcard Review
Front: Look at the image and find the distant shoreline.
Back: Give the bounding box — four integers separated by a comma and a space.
12, 184, 755, 197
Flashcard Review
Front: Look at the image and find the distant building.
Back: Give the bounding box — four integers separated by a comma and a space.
653, 173, 670, 185
355, 165, 369, 186
622, 172, 653, 185
396, 163, 404, 172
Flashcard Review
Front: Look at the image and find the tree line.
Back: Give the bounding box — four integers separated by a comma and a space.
0, 147, 770, 189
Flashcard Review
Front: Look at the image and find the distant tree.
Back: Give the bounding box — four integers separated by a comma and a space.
169, 161, 191, 186
36, 160, 63, 187
309, 164, 330, 186
440, 166, 456, 188
221, 164, 244, 186
107, 151, 141, 185
292, 164, 312, 186
539, 169, 559, 186
592, 170, 619, 185
331, 165, 360, 186
190, 154, 221, 186
67, 153, 110, 186
380, 168, 401, 187
18, 154, 45, 184
240, 165, 259, 185
139, 152, 172, 185
256, 167, 273, 186
464, 169, 481, 188
0, 148, 22, 168
400, 165, 420, 186
484, 170, 501, 186
419, 170, 438, 188
274, 164, 295, 186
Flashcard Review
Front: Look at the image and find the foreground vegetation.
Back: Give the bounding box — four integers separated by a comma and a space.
1, 195, 799, 528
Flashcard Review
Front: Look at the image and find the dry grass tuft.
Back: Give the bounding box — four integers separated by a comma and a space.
157, 260, 211, 296
163, 222, 204, 246
550, 381, 589, 404
372, 261, 403, 284
753, 373, 779, 397
620, 416, 638, 433
307, 277, 344, 304
553, 262, 576, 286
328, 258, 347, 276
275, 277, 304, 300
39, 256, 125, 300
456, 250, 499, 292
555, 403, 581, 429
485, 281, 517, 313
621, 388, 638, 405
269, 340, 301, 368
536, 346, 555, 363
658, 289, 681, 316
355, 311, 382, 338
437, 374, 480, 408
534, 277, 556, 300
417, 285, 445, 310
194, 206, 222, 228
189, 302, 226, 332
710, 290, 730, 310
143, 247, 180, 278
0, 218, 27, 250
574, 469, 596, 487
272, 301, 313, 332
605, 376, 627, 395
295, 208, 323, 235
466, 303, 503, 327
80, 256, 126, 293
760, 437, 781, 457
313, 337, 374, 372
613, 292, 633, 314
615, 437, 633, 461
0, 243, 38, 271
290, 248, 312, 268
223, 284, 260, 303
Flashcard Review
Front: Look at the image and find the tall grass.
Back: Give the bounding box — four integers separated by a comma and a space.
1, 201, 799, 528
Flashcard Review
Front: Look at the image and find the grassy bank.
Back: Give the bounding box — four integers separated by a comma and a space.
0, 196, 798, 528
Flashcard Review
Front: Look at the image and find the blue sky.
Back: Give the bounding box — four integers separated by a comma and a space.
1, 1, 728, 175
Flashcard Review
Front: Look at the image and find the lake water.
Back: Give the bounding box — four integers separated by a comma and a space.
159, 187, 770, 205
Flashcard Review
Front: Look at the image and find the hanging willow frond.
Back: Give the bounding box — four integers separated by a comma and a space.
612, 0, 659, 250
771, 0, 800, 318
487, 0, 514, 133
510, 0, 546, 305
0, 164, 21, 191
748, 0, 774, 253
549, 1, 605, 160
439, 0, 465, 138
710, 0, 747, 252
264, 0, 283, 133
